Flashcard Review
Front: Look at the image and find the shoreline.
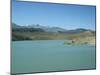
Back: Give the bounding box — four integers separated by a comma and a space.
64, 37, 95, 46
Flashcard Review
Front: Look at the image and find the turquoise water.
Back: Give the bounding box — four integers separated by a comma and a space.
11, 40, 96, 74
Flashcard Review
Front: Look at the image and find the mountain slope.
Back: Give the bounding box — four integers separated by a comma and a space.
12, 23, 94, 33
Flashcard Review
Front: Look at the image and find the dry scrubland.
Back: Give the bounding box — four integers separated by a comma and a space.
64, 31, 95, 45
12, 31, 95, 45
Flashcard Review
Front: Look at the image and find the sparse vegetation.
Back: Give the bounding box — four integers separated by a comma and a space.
64, 36, 95, 45
12, 23, 96, 45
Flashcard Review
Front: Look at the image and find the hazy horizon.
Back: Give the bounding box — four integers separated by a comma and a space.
12, 0, 96, 30
12, 22, 96, 31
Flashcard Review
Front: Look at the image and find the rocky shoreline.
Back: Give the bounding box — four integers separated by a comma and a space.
64, 36, 95, 45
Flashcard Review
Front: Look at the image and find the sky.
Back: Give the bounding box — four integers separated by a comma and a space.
12, 0, 96, 30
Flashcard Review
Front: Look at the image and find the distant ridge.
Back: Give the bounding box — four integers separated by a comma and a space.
12, 23, 95, 33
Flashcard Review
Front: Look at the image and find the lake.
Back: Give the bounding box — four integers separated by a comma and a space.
11, 40, 96, 74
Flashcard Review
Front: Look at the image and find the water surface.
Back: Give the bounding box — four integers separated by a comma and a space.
11, 40, 96, 74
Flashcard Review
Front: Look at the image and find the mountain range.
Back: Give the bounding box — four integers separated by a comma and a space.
12, 23, 95, 34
